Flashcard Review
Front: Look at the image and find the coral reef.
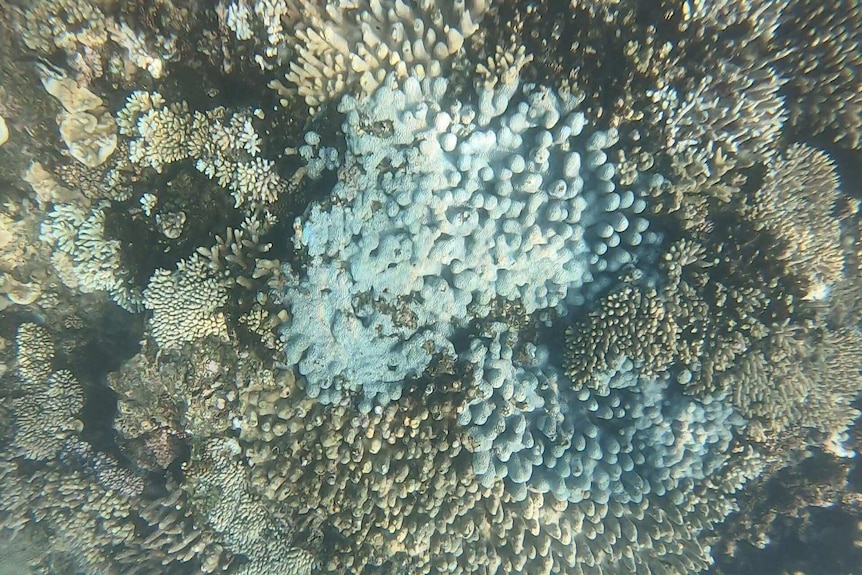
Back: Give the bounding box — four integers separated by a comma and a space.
743, 143, 845, 299
2, 1, 862, 575
118, 91, 287, 207
39, 201, 143, 312
222, 0, 489, 110
143, 255, 229, 351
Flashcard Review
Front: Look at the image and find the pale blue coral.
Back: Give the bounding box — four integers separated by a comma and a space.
458, 329, 743, 510
281, 72, 660, 408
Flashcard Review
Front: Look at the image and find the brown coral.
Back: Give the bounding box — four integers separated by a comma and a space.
564, 238, 771, 397
744, 143, 845, 299
772, 0, 862, 147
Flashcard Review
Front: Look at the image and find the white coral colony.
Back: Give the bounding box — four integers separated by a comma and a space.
281, 71, 661, 410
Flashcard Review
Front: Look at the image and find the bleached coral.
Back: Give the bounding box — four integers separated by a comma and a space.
12, 370, 84, 460
459, 322, 741, 510
18, 0, 108, 57
23, 162, 85, 207
281, 70, 661, 410
0, 115, 8, 147
106, 18, 176, 79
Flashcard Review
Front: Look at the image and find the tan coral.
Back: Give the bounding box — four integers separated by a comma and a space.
143, 254, 230, 351
772, 0, 862, 147
225, 0, 489, 111
23, 161, 85, 206
185, 437, 317, 575
238, 366, 486, 573
745, 143, 845, 298
40, 71, 117, 167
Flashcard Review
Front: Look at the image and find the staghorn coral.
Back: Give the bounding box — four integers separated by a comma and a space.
772, 0, 862, 147
645, 58, 785, 183
743, 143, 845, 300
564, 239, 770, 398
565, 236, 862, 440
723, 326, 862, 438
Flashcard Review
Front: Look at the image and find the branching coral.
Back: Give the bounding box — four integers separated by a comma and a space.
143, 255, 229, 351
772, 0, 862, 147
39, 201, 143, 312
222, 0, 489, 110
1, 2, 861, 575
744, 143, 845, 299
118, 91, 287, 207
